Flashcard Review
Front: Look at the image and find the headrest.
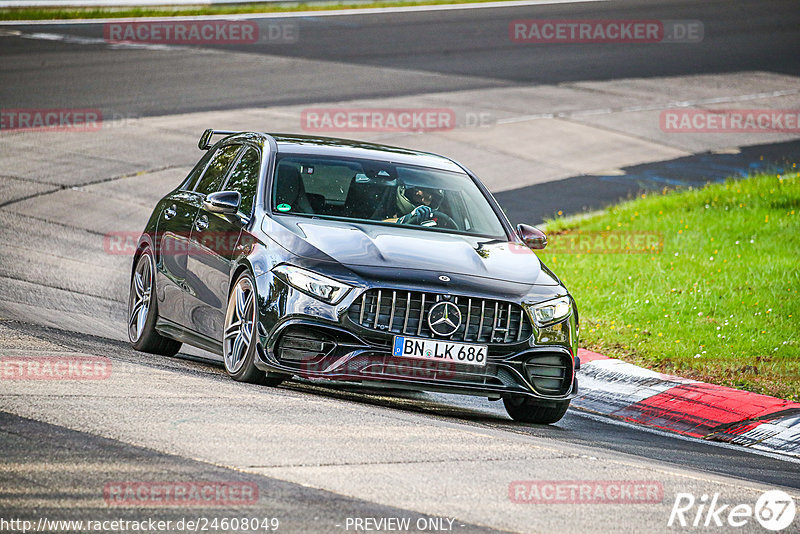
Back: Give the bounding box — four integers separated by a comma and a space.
275, 165, 304, 206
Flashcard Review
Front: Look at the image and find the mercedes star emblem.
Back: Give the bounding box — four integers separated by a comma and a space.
427, 301, 462, 337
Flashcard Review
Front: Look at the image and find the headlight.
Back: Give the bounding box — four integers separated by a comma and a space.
272, 264, 351, 304
530, 296, 572, 327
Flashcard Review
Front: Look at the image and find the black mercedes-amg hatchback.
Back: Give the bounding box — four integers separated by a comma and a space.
128, 130, 579, 423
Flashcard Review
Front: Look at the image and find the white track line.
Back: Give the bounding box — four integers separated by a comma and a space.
0, 0, 609, 25
7, 0, 277, 5
0, 28, 224, 50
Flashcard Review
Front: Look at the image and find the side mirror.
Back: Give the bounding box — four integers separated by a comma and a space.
204, 191, 240, 215
517, 224, 547, 250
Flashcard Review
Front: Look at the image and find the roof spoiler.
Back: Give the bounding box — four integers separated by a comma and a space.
198, 129, 239, 150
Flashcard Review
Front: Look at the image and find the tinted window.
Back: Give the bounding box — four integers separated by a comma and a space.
194, 144, 240, 195
272, 155, 506, 239
179, 150, 214, 190
223, 147, 260, 216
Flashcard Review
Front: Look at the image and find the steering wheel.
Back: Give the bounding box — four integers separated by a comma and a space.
431, 211, 458, 230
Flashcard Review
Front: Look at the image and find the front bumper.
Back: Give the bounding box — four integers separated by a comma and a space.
253, 275, 578, 401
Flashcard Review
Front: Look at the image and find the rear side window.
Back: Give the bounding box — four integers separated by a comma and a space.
179, 150, 214, 190
223, 146, 260, 216
194, 144, 240, 195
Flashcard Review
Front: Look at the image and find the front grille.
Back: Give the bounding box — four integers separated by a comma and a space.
348, 289, 532, 344
523, 353, 573, 395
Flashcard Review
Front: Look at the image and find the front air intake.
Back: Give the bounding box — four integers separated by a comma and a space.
276, 327, 335, 362
523, 353, 573, 396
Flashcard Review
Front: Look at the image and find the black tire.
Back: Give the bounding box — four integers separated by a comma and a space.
128, 249, 182, 356
503, 396, 570, 424
261, 373, 286, 387
223, 271, 268, 384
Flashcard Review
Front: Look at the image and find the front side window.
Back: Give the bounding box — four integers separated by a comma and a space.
271, 155, 507, 239
194, 144, 241, 196
223, 146, 260, 216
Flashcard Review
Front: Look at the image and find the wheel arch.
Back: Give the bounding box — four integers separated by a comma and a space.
229, 260, 255, 295
131, 234, 155, 279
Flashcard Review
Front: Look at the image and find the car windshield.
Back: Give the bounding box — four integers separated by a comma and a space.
271, 155, 507, 239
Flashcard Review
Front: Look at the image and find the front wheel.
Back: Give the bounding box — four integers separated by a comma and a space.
223, 271, 285, 386
503, 396, 570, 424
128, 249, 182, 356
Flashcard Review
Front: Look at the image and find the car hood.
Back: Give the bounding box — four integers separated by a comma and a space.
263, 216, 555, 286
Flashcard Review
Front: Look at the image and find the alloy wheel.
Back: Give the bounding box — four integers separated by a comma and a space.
128, 253, 153, 342
224, 276, 256, 374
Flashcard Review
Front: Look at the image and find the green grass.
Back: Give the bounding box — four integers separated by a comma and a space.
540, 170, 800, 401
0, 0, 511, 21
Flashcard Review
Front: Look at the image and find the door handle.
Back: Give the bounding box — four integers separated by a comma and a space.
195, 215, 209, 231
164, 205, 177, 220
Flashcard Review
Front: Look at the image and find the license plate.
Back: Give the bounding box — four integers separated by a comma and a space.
392, 336, 487, 367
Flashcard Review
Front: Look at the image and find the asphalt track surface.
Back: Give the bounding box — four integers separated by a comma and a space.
2, 0, 800, 532
1, 0, 799, 116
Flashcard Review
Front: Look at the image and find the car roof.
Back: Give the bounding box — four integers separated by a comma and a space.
267, 133, 466, 174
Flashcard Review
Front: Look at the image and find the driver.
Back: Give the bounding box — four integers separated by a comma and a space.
385, 183, 443, 226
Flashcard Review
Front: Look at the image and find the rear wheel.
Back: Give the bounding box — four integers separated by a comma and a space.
128, 250, 182, 356
223, 271, 285, 386
503, 396, 570, 424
